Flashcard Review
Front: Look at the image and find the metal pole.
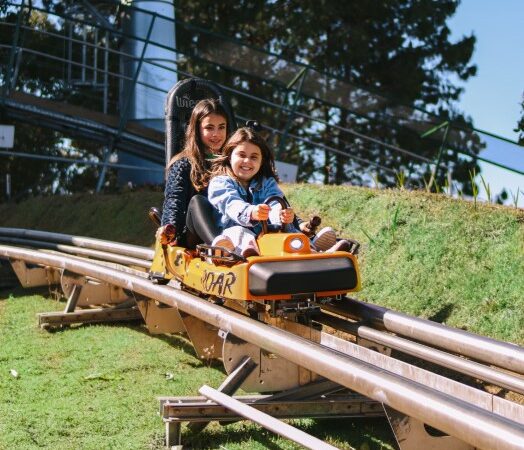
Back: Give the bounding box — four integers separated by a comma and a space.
318, 312, 524, 395
0, 227, 153, 260
93, 28, 98, 85
0, 246, 523, 450
95, 146, 111, 193
81, 27, 87, 83
277, 67, 308, 159
328, 298, 524, 375
1, 2, 25, 101
103, 30, 109, 114
5, 173, 11, 201
10, 48, 23, 92
0, 236, 150, 268
199, 385, 339, 450
67, 23, 72, 84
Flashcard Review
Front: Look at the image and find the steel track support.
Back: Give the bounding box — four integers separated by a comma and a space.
38, 272, 142, 330
186, 356, 258, 435
200, 384, 339, 450
61, 271, 132, 308
384, 406, 474, 450
356, 329, 472, 449
10, 259, 61, 287
135, 298, 185, 334
38, 307, 142, 330
161, 384, 383, 449
179, 312, 223, 360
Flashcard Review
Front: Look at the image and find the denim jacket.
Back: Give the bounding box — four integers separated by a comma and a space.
208, 175, 299, 235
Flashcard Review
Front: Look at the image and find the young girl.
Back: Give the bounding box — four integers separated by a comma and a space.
208, 127, 351, 257
207, 127, 295, 257
157, 98, 228, 247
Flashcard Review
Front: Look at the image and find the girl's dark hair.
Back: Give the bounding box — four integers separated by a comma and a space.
211, 127, 279, 183
167, 98, 228, 191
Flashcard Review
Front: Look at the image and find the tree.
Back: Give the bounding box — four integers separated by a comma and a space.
175, 0, 481, 191
2, 1, 484, 195
516, 93, 524, 145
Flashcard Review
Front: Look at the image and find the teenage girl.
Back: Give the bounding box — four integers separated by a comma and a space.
157, 99, 228, 247
208, 127, 350, 257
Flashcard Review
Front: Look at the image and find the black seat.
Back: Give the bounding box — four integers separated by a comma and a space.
186, 195, 221, 245
164, 78, 237, 166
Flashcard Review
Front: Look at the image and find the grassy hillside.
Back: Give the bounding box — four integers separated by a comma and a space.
0, 185, 522, 449
0, 184, 522, 344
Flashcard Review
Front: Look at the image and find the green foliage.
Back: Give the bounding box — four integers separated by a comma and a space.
510, 189, 521, 208
0, 7, 122, 198
0, 191, 163, 246
479, 173, 491, 204
2, 2, 487, 195
469, 168, 479, 208
395, 171, 406, 189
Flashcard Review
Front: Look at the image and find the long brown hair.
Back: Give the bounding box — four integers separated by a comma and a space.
211, 127, 279, 184
167, 98, 228, 191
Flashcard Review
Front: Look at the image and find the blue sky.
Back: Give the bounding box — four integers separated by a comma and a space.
448, 0, 524, 204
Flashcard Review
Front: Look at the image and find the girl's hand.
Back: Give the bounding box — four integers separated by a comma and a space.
299, 216, 321, 237
251, 204, 270, 221
156, 224, 176, 245
280, 207, 295, 224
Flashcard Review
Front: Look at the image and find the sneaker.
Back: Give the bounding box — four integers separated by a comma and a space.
211, 235, 235, 253
325, 239, 352, 253
241, 242, 260, 258
347, 238, 361, 255
312, 227, 337, 251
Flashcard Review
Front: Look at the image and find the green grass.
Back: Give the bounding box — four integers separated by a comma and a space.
0, 290, 395, 450
0, 289, 223, 449
0, 190, 163, 246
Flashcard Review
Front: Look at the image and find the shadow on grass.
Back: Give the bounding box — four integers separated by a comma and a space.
0, 284, 61, 300
2, 283, 226, 374
180, 417, 397, 450
184, 425, 284, 450
19, 293, 224, 369
428, 303, 454, 324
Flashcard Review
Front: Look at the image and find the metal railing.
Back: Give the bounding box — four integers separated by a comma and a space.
0, 1, 522, 195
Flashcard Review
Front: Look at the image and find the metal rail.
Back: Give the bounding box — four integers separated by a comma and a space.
199, 385, 339, 450
0, 228, 154, 261
0, 236, 151, 268
323, 298, 524, 375
1, 245, 523, 450
318, 311, 524, 395
3, 227, 523, 393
